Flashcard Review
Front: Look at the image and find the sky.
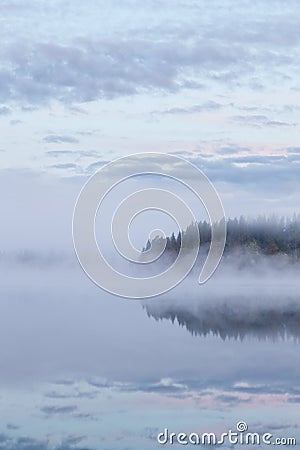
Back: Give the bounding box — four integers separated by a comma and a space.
1, 0, 300, 220
1, 1, 300, 449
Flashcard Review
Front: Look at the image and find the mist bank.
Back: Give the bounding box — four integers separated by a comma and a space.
143, 250, 300, 342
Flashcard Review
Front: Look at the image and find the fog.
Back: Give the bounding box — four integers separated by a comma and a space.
143, 254, 300, 341
1, 170, 300, 449
1, 170, 299, 386
0, 248, 299, 387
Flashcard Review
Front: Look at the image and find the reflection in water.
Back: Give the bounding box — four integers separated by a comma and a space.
144, 297, 300, 341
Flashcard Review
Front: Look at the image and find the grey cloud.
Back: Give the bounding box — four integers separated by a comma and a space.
86, 161, 110, 172
0, 250, 71, 268
143, 426, 161, 441
215, 147, 243, 155
66, 104, 89, 114
46, 150, 75, 157
49, 163, 78, 170
0, 0, 37, 12
117, 379, 188, 395
75, 130, 99, 136
286, 147, 300, 154
78, 149, 300, 191
87, 378, 112, 389
45, 390, 97, 400
236, 104, 270, 113
287, 396, 300, 403
50, 375, 300, 404
184, 153, 300, 192
61, 435, 86, 446
43, 134, 79, 144
20, 105, 37, 112
0, 432, 93, 450
265, 119, 295, 127
159, 100, 224, 115
206, 7, 300, 49
230, 383, 287, 396
215, 394, 249, 405
86, 377, 187, 396
1, 9, 299, 107
44, 391, 72, 399
46, 150, 101, 158
10, 119, 23, 125
15, 437, 42, 447
0, 105, 11, 115
52, 379, 75, 386
40, 405, 78, 415
262, 423, 300, 431
0, 436, 47, 450
283, 104, 300, 113
226, 154, 287, 164
0, 434, 8, 444
232, 114, 296, 128
6, 423, 20, 430
72, 413, 98, 421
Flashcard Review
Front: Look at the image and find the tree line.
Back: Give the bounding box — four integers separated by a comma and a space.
144, 215, 300, 260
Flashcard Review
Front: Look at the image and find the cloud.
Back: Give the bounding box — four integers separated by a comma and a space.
0, 105, 11, 115
158, 101, 225, 115
40, 405, 78, 415
77, 149, 300, 194
286, 147, 300, 154
215, 394, 249, 406
205, 4, 300, 49
1, 0, 300, 106
231, 114, 296, 128
61, 435, 86, 446
10, 119, 23, 125
287, 396, 300, 403
52, 379, 75, 386
0, 250, 70, 268
43, 135, 79, 144
0, 434, 8, 444
5, 36, 224, 103
45, 389, 97, 400
117, 377, 188, 395
188, 152, 300, 192
87, 378, 112, 389
0, 432, 92, 450
86, 160, 111, 172
215, 146, 246, 155
46, 150, 75, 157
6, 423, 20, 430
46, 150, 101, 158
49, 163, 78, 170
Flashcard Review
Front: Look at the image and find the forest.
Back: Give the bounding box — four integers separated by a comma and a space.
144, 215, 300, 260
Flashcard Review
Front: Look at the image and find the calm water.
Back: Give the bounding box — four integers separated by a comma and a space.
1, 261, 299, 449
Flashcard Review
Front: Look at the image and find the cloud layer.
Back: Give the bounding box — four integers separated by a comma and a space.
1, 0, 300, 106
